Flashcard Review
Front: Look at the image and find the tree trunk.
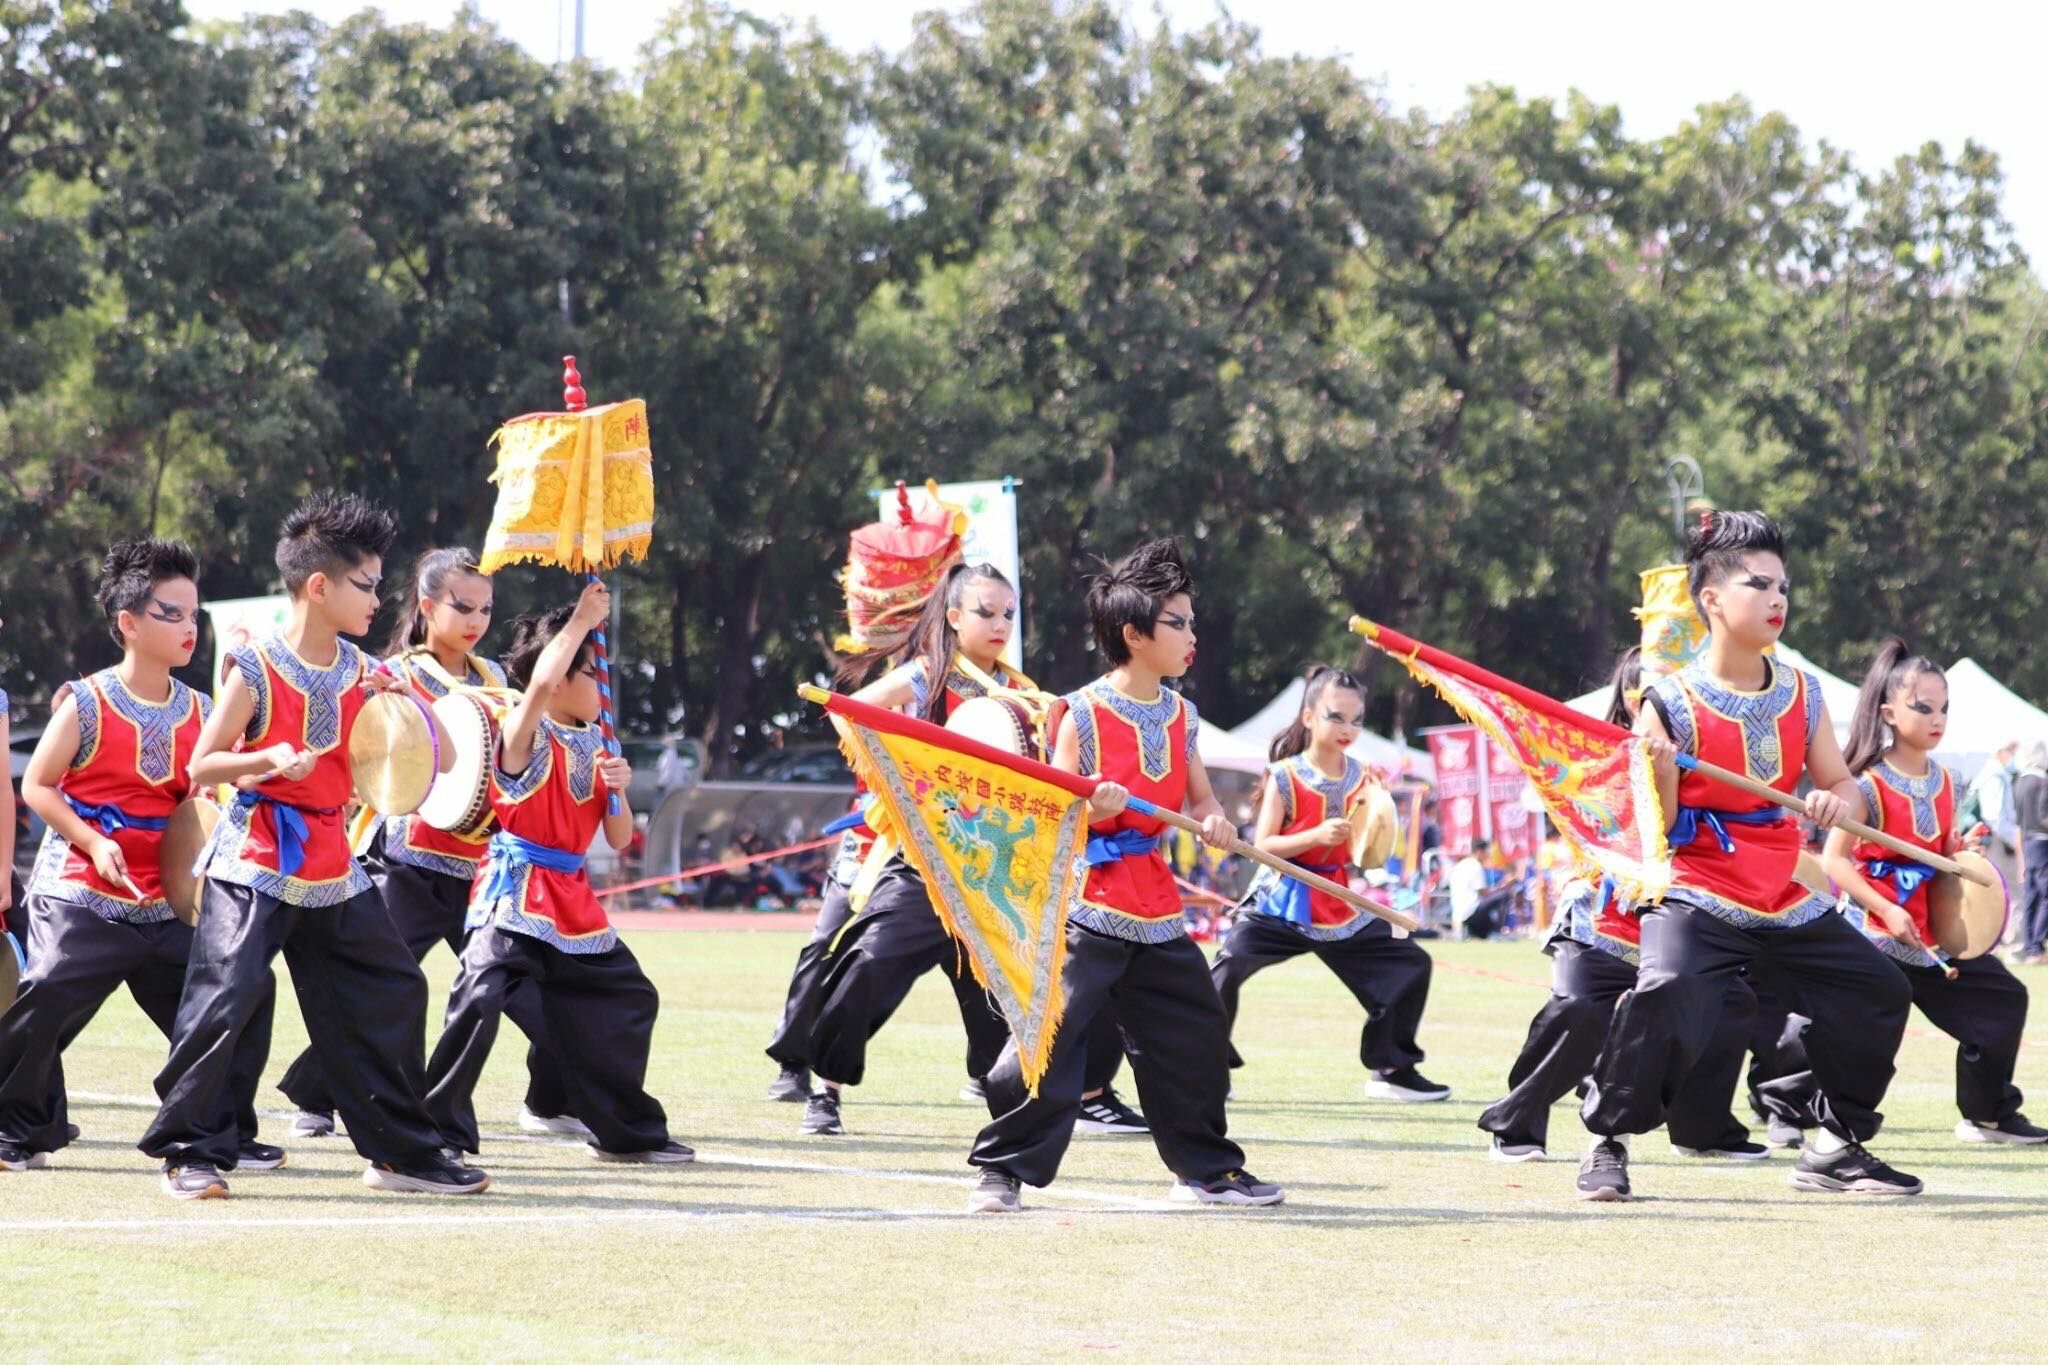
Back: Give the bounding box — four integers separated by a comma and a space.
701, 551, 768, 777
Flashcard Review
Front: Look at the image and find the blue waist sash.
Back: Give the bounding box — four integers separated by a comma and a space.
1668, 804, 1785, 855
234, 790, 341, 880
477, 829, 588, 906
1084, 827, 1162, 868
821, 795, 875, 838
1864, 857, 1937, 906
64, 792, 170, 837
1259, 860, 1343, 927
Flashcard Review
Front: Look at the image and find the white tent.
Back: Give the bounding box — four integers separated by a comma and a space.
1936, 659, 2048, 780
1196, 719, 1273, 775
1566, 641, 1857, 743
1226, 677, 1435, 780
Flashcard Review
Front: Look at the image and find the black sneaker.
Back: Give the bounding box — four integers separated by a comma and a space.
1671, 1139, 1770, 1161
1488, 1135, 1548, 1163
1075, 1089, 1149, 1135
235, 1140, 287, 1170
1576, 1138, 1631, 1201
362, 1152, 492, 1195
162, 1160, 228, 1200
958, 1076, 986, 1103
1170, 1170, 1285, 1206
591, 1140, 696, 1164
290, 1109, 335, 1138
0, 1140, 49, 1172
1790, 1138, 1922, 1195
766, 1065, 812, 1103
64, 1124, 80, 1143
1955, 1114, 2048, 1145
800, 1089, 844, 1136
969, 1167, 1022, 1213
1365, 1067, 1452, 1103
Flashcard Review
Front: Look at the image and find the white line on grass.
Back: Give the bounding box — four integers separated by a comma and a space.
61, 1090, 1181, 1218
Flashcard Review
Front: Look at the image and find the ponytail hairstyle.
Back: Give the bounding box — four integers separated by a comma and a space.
97, 538, 201, 645
1269, 663, 1367, 762
385, 546, 488, 657
1684, 509, 1787, 617
1843, 636, 1945, 775
1604, 646, 1643, 729
904, 562, 1012, 722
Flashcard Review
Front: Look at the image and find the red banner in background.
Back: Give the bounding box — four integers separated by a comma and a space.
1486, 737, 1535, 858
1423, 724, 1484, 855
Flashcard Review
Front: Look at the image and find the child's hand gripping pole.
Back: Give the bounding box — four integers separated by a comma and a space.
1120, 794, 1419, 933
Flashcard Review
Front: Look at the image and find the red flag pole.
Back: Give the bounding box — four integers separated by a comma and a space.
1347, 615, 1989, 888
799, 685, 1418, 931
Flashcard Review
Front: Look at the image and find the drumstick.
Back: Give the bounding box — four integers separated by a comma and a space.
1679, 757, 1994, 887
1124, 796, 1421, 933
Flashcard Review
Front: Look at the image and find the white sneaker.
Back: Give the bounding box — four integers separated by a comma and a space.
518, 1105, 594, 1137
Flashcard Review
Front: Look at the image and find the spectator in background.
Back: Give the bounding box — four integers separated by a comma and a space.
2015, 743, 2048, 965
1961, 740, 2021, 916
656, 736, 690, 795
1419, 799, 1442, 856
1449, 838, 1492, 939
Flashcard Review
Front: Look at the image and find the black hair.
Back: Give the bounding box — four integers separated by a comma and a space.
1844, 636, 1945, 775
275, 490, 397, 596
1604, 646, 1643, 729
1087, 537, 1193, 665
902, 562, 1013, 721
1684, 509, 1786, 616
501, 603, 595, 691
1269, 663, 1367, 762
386, 546, 489, 656
97, 538, 200, 645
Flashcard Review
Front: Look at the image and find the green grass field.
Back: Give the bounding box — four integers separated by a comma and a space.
9, 926, 2048, 1361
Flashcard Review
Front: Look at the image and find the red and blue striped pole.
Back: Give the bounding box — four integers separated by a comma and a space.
562, 355, 622, 814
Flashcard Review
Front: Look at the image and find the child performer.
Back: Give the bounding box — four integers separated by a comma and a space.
1758, 640, 2045, 1146
966, 539, 1281, 1212
422, 585, 690, 1164
1576, 511, 1915, 1201
1477, 649, 1761, 1162
278, 547, 574, 1141
803, 563, 1142, 1138
1211, 665, 1449, 1102
140, 492, 487, 1200
0, 541, 278, 1172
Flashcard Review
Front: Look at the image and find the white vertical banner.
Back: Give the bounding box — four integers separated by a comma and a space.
876, 477, 1023, 669
201, 595, 292, 689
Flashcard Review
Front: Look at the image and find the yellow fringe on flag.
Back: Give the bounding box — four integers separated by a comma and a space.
480, 399, 655, 575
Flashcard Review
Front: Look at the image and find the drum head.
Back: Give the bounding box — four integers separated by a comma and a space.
162, 797, 220, 928
1929, 850, 2008, 959
946, 695, 1038, 760
350, 692, 438, 816
1792, 850, 1832, 897
1347, 784, 1399, 870
419, 691, 500, 834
